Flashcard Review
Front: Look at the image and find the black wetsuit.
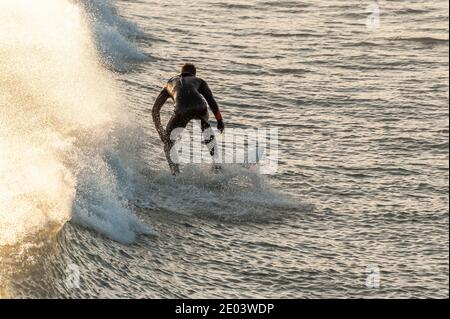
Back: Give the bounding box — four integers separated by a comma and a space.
152, 72, 223, 174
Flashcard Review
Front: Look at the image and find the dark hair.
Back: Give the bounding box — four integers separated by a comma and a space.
181, 63, 197, 75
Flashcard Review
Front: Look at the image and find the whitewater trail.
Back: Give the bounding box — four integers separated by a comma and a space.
0, 0, 153, 247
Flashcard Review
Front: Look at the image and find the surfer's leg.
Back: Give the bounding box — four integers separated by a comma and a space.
201, 119, 219, 163
165, 114, 190, 175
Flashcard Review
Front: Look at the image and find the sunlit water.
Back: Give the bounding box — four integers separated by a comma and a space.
0, 0, 448, 298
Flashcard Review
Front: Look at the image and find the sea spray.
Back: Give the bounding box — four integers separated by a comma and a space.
82, 0, 149, 70
0, 0, 152, 246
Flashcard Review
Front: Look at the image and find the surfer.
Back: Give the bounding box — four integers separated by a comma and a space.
152, 63, 225, 175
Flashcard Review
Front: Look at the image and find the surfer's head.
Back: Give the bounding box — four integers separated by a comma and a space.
181, 63, 197, 76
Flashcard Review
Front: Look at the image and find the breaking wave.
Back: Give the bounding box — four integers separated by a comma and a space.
0, 0, 153, 246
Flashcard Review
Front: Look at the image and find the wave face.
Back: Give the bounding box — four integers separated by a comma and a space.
0, 0, 152, 246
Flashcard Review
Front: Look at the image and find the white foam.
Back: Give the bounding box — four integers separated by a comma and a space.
81, 0, 148, 71
138, 164, 305, 221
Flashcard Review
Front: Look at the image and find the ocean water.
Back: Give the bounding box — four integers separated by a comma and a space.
0, 0, 448, 298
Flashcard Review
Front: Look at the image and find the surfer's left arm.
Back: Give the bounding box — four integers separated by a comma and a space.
199, 80, 225, 133
152, 88, 170, 142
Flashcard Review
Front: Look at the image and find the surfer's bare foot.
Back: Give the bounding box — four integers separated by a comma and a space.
170, 164, 180, 176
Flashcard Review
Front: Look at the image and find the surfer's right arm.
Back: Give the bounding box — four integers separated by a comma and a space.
152, 88, 170, 142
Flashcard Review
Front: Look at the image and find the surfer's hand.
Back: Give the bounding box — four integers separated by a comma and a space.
217, 120, 225, 133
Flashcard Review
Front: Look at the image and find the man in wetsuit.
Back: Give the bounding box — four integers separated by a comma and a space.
152, 63, 225, 175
